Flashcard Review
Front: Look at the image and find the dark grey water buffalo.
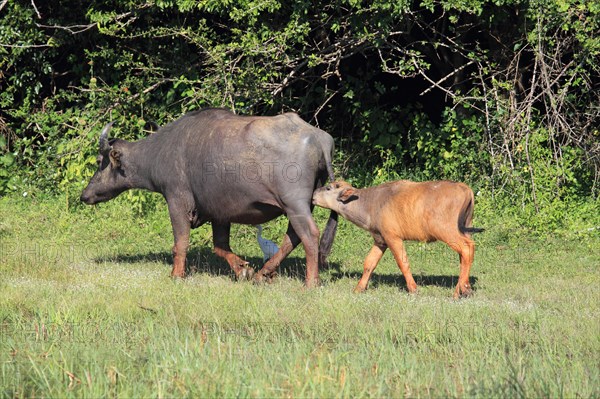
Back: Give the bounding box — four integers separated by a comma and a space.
80, 108, 338, 287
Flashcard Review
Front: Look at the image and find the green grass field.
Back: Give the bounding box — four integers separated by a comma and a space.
1, 193, 599, 398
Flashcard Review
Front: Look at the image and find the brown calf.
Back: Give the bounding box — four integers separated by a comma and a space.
312, 180, 483, 298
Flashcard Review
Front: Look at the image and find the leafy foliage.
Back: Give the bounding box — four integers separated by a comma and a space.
0, 0, 598, 232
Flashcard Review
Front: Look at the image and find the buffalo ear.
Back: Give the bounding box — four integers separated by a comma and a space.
337, 188, 358, 203
109, 149, 122, 169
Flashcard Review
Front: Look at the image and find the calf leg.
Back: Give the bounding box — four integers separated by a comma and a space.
354, 244, 387, 293
386, 238, 418, 293
451, 237, 475, 299
212, 223, 254, 280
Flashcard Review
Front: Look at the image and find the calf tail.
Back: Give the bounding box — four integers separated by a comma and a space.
458, 188, 484, 235
462, 226, 485, 234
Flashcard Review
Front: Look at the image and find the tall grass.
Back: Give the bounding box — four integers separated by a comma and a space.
1, 193, 598, 397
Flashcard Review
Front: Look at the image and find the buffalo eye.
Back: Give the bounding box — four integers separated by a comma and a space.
326, 185, 332, 191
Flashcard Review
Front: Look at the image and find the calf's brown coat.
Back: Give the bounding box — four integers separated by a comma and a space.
312, 180, 483, 298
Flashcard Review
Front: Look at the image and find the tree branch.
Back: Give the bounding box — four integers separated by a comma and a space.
36, 22, 97, 35
31, 0, 41, 18
419, 60, 475, 96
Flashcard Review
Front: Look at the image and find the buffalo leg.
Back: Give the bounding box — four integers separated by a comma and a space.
287, 207, 320, 288
168, 205, 191, 278
354, 244, 387, 293
451, 237, 475, 299
254, 222, 302, 283
255, 206, 320, 287
212, 223, 254, 280
386, 238, 418, 293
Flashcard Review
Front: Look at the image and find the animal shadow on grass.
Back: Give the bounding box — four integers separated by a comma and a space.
329, 271, 478, 293
95, 248, 342, 282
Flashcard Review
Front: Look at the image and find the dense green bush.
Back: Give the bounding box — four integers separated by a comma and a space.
1, 0, 598, 233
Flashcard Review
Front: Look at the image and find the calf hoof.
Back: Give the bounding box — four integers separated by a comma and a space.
353, 285, 366, 293
406, 283, 418, 295
453, 284, 473, 299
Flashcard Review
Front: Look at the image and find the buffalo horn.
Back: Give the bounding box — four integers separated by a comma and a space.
99, 122, 114, 154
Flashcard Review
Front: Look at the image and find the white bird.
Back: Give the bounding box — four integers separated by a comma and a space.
255, 225, 279, 263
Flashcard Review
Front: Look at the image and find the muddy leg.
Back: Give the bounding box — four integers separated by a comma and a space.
212, 223, 254, 280
171, 233, 189, 278
288, 212, 320, 288
268, 202, 320, 288
168, 204, 191, 278
354, 243, 387, 293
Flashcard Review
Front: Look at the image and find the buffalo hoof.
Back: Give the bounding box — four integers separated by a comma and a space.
253, 271, 276, 285
170, 271, 186, 279
304, 278, 320, 289
236, 266, 255, 281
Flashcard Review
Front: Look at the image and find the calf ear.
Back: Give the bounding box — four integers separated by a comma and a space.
337, 188, 358, 203
109, 149, 122, 169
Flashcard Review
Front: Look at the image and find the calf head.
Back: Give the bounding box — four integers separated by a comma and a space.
312, 181, 359, 211
80, 122, 132, 205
